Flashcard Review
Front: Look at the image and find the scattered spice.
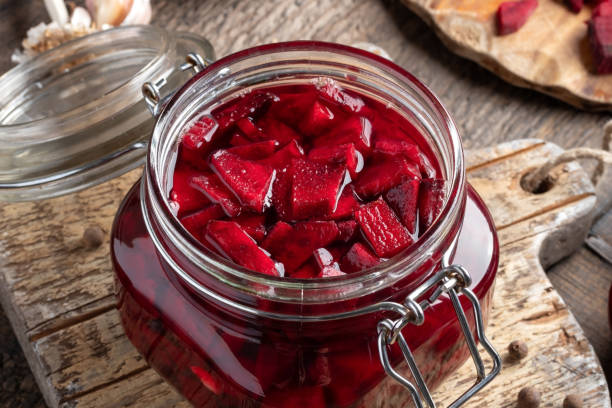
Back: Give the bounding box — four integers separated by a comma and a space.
518, 386, 541, 408
508, 340, 529, 360
82, 225, 105, 248
563, 394, 583, 408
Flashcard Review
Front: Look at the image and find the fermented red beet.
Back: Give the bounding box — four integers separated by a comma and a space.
385, 179, 420, 234
496, 0, 538, 35
169, 165, 211, 216
308, 143, 362, 178
226, 140, 278, 160
179, 205, 224, 241
354, 154, 420, 199
339, 242, 381, 272
190, 172, 242, 217
418, 179, 447, 234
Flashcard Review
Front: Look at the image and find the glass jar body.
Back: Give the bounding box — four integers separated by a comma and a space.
112, 181, 498, 408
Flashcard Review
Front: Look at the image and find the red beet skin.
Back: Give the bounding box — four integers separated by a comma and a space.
496, 0, 538, 35
589, 16, 612, 74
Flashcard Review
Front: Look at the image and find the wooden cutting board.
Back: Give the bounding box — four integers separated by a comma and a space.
401, 0, 612, 111
0, 139, 609, 407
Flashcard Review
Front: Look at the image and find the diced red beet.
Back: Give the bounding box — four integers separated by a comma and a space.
258, 116, 303, 145
319, 266, 346, 278
339, 242, 381, 273
270, 171, 293, 220
258, 139, 304, 169
337, 220, 359, 243
266, 221, 339, 272
313, 248, 336, 269
588, 16, 612, 74
229, 132, 251, 146
291, 159, 349, 220
212, 91, 275, 132
496, 0, 538, 36
236, 117, 266, 141
328, 187, 360, 220
594, 1, 612, 17
565, 0, 583, 12
182, 115, 219, 152
384, 179, 420, 235
169, 166, 211, 216
354, 197, 414, 258
262, 221, 293, 252
290, 261, 319, 279
373, 137, 420, 163
418, 179, 447, 234
179, 205, 225, 240
205, 221, 281, 276
211, 150, 276, 213
308, 143, 363, 179
233, 214, 267, 242
266, 90, 317, 127
313, 116, 372, 154
226, 140, 279, 160
299, 100, 336, 137
191, 173, 242, 217
316, 78, 365, 113
354, 154, 420, 199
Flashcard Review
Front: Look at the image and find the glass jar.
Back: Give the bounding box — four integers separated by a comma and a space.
111, 42, 501, 408
0, 25, 214, 202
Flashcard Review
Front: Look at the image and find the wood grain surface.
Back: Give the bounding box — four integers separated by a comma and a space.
0, 0, 610, 406
401, 0, 612, 110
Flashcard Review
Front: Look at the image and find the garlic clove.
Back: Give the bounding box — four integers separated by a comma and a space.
87, 0, 133, 27
121, 0, 152, 25
70, 6, 92, 28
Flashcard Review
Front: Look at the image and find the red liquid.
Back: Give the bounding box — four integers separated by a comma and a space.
168, 81, 446, 278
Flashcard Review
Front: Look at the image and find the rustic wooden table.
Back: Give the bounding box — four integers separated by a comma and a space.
0, 0, 610, 404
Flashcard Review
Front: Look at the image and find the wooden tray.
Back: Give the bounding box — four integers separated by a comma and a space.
402, 0, 612, 111
0, 139, 609, 407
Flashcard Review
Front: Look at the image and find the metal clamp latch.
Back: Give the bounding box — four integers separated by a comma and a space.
143, 52, 209, 117
377, 265, 501, 408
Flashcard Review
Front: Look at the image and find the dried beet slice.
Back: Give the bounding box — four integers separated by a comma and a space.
307, 143, 363, 179
299, 100, 336, 137
268, 221, 339, 272
384, 179, 420, 235
179, 204, 225, 240
226, 140, 279, 160
211, 150, 276, 213
205, 220, 281, 276
169, 166, 211, 216
191, 172, 242, 217
354, 154, 420, 199
291, 159, 349, 220
258, 116, 303, 145
496, 0, 538, 35
418, 179, 447, 234
339, 242, 381, 273
589, 16, 612, 74
233, 214, 267, 242
181, 115, 219, 152
313, 116, 372, 154
354, 197, 413, 258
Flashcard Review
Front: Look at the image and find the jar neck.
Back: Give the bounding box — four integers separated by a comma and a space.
142, 41, 466, 318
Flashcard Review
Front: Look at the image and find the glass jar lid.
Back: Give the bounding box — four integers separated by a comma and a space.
0, 25, 214, 202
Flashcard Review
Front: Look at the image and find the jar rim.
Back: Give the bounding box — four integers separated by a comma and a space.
144, 41, 466, 305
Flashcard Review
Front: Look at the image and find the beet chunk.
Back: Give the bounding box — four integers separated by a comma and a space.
291, 159, 349, 220
588, 16, 612, 74
266, 221, 339, 272
191, 173, 242, 217
233, 214, 267, 242
565, 0, 583, 12
354, 154, 420, 199
313, 116, 372, 154
384, 179, 420, 235
179, 205, 225, 241
339, 242, 381, 273
226, 140, 278, 160
205, 221, 282, 276
354, 197, 413, 258
299, 100, 336, 137
211, 150, 276, 213
169, 166, 211, 216
308, 143, 363, 179
418, 179, 447, 234
496, 0, 538, 35
181, 115, 219, 152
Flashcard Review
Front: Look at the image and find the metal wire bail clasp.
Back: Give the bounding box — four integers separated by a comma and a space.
377, 265, 501, 408
143, 52, 209, 117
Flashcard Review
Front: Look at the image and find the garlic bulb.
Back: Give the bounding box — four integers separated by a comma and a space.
86, 0, 151, 27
